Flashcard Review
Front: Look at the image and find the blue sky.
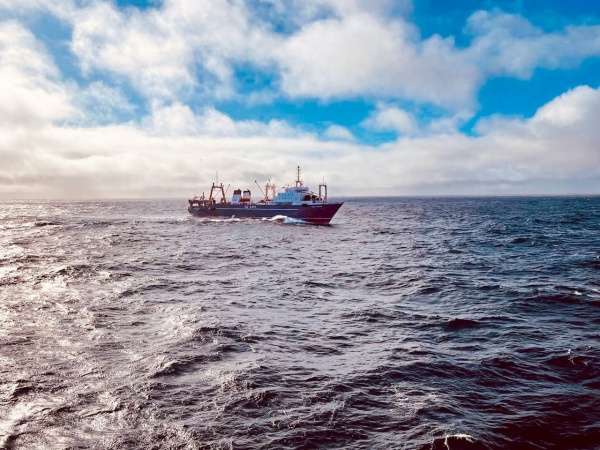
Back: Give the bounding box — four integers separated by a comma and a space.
0, 0, 599, 198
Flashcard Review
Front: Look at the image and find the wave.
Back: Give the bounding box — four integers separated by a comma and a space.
264, 215, 308, 225
580, 258, 600, 269
523, 293, 597, 307
149, 354, 221, 378
511, 236, 530, 244
33, 220, 60, 227
444, 318, 481, 330
428, 434, 485, 450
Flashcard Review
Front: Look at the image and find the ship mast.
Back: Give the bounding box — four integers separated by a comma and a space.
208, 172, 226, 203
264, 180, 276, 202
319, 177, 328, 203
295, 166, 302, 187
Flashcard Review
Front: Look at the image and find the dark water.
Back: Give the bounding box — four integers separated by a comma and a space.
1, 197, 599, 450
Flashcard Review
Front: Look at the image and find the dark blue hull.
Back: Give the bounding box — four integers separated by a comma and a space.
187, 202, 343, 224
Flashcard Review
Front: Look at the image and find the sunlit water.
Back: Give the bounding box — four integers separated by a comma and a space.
1, 197, 599, 449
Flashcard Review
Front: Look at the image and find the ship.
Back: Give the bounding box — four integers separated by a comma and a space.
188, 167, 343, 224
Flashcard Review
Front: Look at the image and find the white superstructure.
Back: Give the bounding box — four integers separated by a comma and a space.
270, 167, 328, 205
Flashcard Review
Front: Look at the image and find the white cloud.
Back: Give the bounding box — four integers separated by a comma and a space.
144, 102, 311, 138
144, 102, 202, 136
2, 1, 599, 116
0, 122, 350, 199
72, 81, 136, 125
5, 1, 597, 116
289, 0, 412, 21
426, 111, 473, 135
323, 125, 355, 141
276, 12, 480, 110
466, 10, 600, 78
0, 0, 75, 17
0, 1, 474, 110
532, 85, 599, 127
475, 85, 600, 173
361, 104, 474, 136
320, 85, 600, 194
275, 8, 600, 111
67, 0, 278, 100
70, 2, 196, 99
362, 104, 417, 134
2, 84, 600, 199
0, 20, 74, 127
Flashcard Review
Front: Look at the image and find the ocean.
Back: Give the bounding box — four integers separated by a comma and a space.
0, 197, 599, 450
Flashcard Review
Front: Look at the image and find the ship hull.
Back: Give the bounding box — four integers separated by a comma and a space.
188, 202, 343, 224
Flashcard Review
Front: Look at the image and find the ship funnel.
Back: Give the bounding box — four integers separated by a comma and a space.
242, 189, 251, 203
232, 189, 242, 204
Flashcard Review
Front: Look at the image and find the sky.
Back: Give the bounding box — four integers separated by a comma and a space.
0, 0, 600, 199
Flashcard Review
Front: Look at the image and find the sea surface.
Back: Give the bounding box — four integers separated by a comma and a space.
1, 197, 599, 450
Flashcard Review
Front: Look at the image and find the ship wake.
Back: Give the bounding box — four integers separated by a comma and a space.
264, 215, 308, 225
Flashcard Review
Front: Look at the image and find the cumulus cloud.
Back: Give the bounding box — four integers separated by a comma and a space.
361, 104, 417, 135
0, 21, 74, 127
466, 10, 600, 78
532, 86, 600, 128
72, 81, 136, 125
336, 87, 600, 195
283, 0, 412, 23
331, 85, 600, 194
275, 8, 600, 110
70, 2, 197, 99
144, 102, 311, 138
0, 0, 75, 17
323, 125, 355, 141
361, 104, 475, 136
475, 85, 600, 173
5, 1, 597, 114
68, 0, 278, 99
276, 12, 480, 110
